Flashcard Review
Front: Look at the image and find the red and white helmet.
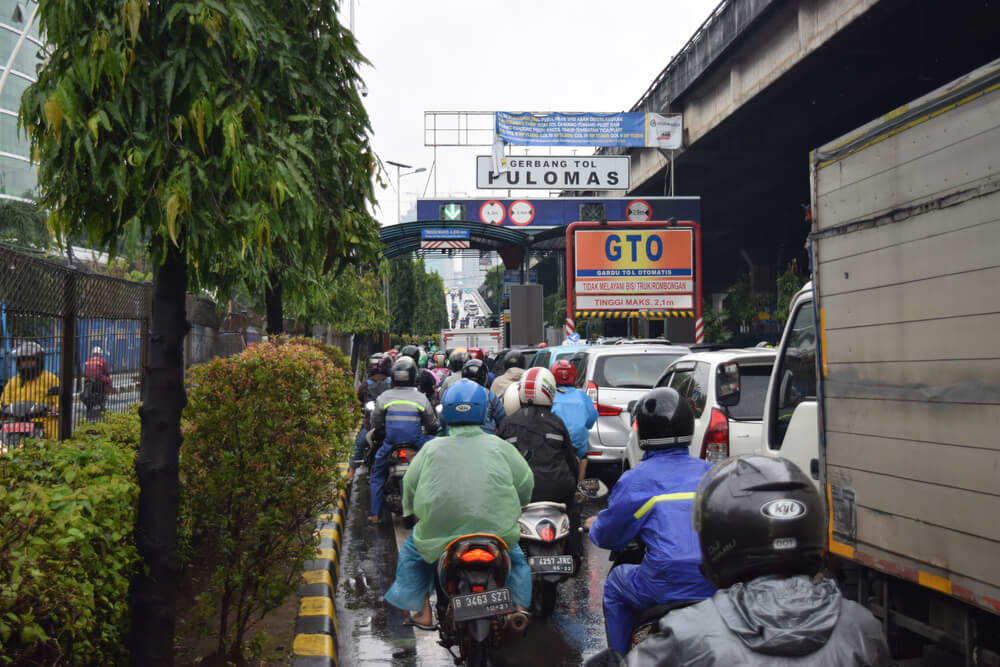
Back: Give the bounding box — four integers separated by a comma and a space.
550, 359, 576, 386
518, 367, 557, 407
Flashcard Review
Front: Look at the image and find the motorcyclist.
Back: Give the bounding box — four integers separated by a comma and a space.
369, 357, 438, 523
597, 455, 890, 666
401, 344, 438, 404
84, 346, 113, 398
349, 353, 393, 483
1, 341, 59, 438
384, 379, 534, 628
438, 349, 469, 396
585, 387, 715, 655
428, 352, 449, 385
496, 367, 583, 566
439, 358, 506, 434
490, 349, 526, 397
550, 359, 598, 482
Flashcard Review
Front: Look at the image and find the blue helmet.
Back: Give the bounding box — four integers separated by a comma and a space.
442, 379, 488, 426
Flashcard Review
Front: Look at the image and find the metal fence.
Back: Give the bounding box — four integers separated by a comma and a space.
0, 244, 150, 440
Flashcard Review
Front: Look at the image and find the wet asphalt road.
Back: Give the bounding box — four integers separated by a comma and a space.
335, 464, 622, 666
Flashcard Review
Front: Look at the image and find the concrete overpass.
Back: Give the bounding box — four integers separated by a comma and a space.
597, 0, 1000, 295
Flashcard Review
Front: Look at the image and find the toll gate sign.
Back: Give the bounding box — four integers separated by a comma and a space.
572, 228, 694, 310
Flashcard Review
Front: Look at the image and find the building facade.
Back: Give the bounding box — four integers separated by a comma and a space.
0, 0, 40, 202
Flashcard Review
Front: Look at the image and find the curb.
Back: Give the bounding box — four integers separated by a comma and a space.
292, 465, 350, 667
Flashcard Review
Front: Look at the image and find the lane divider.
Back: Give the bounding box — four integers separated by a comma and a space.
293, 463, 351, 667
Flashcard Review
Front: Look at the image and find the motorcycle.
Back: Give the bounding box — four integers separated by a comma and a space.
360, 401, 377, 471
0, 401, 51, 454
518, 501, 574, 617
81, 378, 109, 419
383, 441, 419, 515
434, 533, 529, 666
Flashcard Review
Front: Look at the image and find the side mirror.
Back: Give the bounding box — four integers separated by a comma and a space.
716, 362, 740, 408
577, 478, 609, 502
626, 399, 638, 421
48, 386, 61, 397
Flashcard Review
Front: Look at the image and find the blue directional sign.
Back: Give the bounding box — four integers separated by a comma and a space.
417, 197, 700, 228
421, 229, 471, 241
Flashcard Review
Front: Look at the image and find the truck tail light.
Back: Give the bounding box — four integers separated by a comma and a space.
700, 408, 729, 463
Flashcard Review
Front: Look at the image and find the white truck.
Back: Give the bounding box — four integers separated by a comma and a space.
757, 58, 1000, 662
440, 327, 502, 354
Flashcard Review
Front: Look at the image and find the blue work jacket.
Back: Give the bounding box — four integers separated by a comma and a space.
589, 447, 716, 603
551, 386, 598, 459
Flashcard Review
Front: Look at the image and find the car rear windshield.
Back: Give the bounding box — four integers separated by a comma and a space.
728, 364, 772, 420
594, 353, 684, 389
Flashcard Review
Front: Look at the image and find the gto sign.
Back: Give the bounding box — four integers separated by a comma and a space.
477, 155, 630, 191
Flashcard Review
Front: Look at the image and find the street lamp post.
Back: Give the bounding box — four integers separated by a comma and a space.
385, 160, 426, 224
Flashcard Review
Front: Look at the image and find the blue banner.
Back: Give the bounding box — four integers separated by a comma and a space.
421, 228, 471, 241
496, 112, 646, 147
416, 197, 700, 229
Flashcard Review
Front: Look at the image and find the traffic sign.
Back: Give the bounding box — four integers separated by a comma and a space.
476, 155, 630, 190
441, 203, 465, 220
418, 197, 700, 228
509, 200, 535, 226
479, 200, 505, 225
626, 199, 651, 222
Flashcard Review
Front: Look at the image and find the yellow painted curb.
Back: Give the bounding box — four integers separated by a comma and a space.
293, 633, 336, 657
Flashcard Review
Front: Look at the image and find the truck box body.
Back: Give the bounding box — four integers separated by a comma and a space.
440, 327, 502, 354
811, 59, 1000, 617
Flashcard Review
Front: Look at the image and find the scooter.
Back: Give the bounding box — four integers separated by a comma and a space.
81, 378, 109, 420
518, 501, 574, 617
0, 401, 51, 454
383, 442, 419, 515
434, 533, 529, 666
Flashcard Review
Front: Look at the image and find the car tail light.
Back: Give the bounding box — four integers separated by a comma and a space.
537, 520, 557, 543
460, 548, 496, 563
597, 403, 622, 416
700, 407, 730, 463
586, 380, 599, 403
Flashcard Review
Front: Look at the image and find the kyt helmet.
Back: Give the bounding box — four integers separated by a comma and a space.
550, 359, 576, 386
518, 367, 557, 407
636, 387, 694, 451
502, 382, 521, 416
390, 357, 417, 387
693, 455, 826, 589
461, 358, 489, 387
448, 350, 469, 373
441, 379, 488, 426
503, 350, 525, 372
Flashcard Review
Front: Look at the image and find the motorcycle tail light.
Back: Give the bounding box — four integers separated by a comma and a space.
538, 520, 556, 543
397, 449, 409, 462
472, 585, 485, 592
460, 548, 496, 563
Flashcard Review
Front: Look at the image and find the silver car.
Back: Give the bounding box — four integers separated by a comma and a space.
570, 344, 690, 464
624, 348, 777, 470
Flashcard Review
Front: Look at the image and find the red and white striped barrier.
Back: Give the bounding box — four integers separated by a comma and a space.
419, 240, 470, 249
564, 316, 575, 338
695, 316, 704, 343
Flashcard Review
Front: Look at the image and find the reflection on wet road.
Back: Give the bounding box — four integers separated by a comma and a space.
335, 465, 619, 666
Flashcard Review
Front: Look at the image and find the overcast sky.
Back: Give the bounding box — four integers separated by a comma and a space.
349, 0, 721, 226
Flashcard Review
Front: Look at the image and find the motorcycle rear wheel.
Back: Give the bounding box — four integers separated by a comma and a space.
538, 581, 558, 617
461, 633, 489, 667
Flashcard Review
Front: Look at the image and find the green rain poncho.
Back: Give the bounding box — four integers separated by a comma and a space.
402, 424, 534, 563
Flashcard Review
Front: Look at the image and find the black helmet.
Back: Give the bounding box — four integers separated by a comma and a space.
694, 455, 826, 589
417, 368, 437, 396
391, 357, 417, 387
448, 350, 469, 373
503, 350, 525, 371
376, 354, 394, 376
461, 358, 488, 387
401, 344, 421, 363
366, 353, 385, 376
636, 387, 694, 451
13, 341, 45, 381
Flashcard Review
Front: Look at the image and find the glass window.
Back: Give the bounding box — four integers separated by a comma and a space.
727, 363, 773, 421
532, 350, 550, 368
0, 27, 43, 81
0, 112, 28, 155
594, 353, 685, 389
665, 362, 710, 417
572, 351, 589, 388
0, 154, 37, 197
0, 71, 31, 111
770, 303, 817, 449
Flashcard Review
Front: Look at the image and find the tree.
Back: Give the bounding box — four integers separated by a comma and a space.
775, 259, 806, 328
387, 256, 417, 334
387, 256, 449, 336
478, 264, 504, 312
411, 260, 448, 335
21, 2, 377, 663
0, 200, 49, 249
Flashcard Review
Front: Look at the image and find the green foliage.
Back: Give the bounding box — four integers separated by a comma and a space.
388, 256, 449, 336
776, 260, 806, 328
701, 298, 732, 343
544, 285, 566, 329
725, 272, 769, 331
179, 339, 357, 659
0, 411, 141, 665
0, 200, 50, 250
478, 265, 504, 308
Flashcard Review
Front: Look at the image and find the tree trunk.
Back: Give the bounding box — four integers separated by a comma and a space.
130, 242, 188, 666
265, 270, 283, 335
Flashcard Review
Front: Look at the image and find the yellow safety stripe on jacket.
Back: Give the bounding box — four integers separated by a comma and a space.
383, 399, 426, 411
633, 492, 696, 520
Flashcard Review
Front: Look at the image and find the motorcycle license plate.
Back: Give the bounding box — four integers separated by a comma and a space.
451, 588, 514, 622
2, 422, 34, 434
390, 463, 408, 475
528, 555, 575, 574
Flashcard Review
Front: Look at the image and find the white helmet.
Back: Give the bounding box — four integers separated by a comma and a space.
518, 367, 557, 407
12, 341, 44, 358
92, 346, 103, 356
502, 382, 521, 416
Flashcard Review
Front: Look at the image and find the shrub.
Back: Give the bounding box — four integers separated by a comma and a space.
179, 338, 358, 661
0, 411, 141, 665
